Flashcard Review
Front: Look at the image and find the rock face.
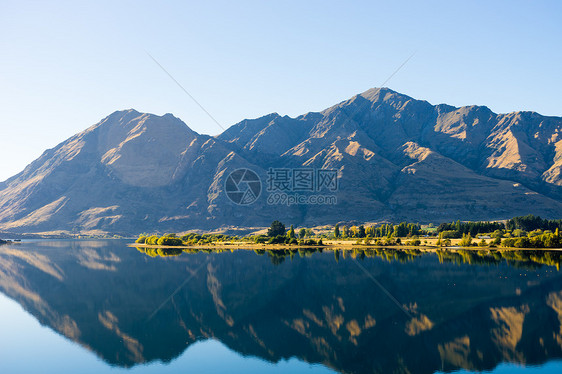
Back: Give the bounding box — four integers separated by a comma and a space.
1, 88, 562, 234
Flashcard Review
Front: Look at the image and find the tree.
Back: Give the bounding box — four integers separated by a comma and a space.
157, 236, 183, 246
334, 224, 340, 238
268, 221, 286, 237
392, 222, 409, 238
513, 229, 525, 237
358, 225, 366, 238
287, 225, 295, 239
459, 233, 472, 247
299, 228, 306, 239
145, 235, 160, 245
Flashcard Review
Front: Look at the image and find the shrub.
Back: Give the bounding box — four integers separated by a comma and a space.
157, 236, 183, 246
459, 233, 472, 247
543, 233, 559, 248
146, 235, 160, 245
441, 230, 459, 239
502, 238, 516, 247
254, 236, 268, 244
267, 235, 286, 244
512, 229, 526, 238
514, 237, 531, 248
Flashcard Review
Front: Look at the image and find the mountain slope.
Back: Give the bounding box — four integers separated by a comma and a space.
1, 88, 562, 234
0, 110, 298, 234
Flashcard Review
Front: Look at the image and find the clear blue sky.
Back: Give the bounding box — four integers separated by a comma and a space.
1, 0, 561, 181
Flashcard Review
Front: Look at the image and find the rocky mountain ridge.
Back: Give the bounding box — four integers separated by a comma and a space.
1, 88, 561, 235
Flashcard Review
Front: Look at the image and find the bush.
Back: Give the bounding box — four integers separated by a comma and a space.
267, 235, 286, 244
157, 236, 183, 246
459, 233, 472, 247
254, 236, 268, 244
146, 235, 160, 245
135, 235, 147, 244
513, 229, 527, 237
441, 230, 460, 239
542, 233, 560, 248
502, 238, 516, 247
514, 237, 531, 248
502, 233, 559, 249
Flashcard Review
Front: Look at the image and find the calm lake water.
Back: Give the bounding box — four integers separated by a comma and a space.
1, 240, 562, 374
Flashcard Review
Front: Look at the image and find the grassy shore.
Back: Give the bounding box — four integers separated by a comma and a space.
130, 241, 562, 251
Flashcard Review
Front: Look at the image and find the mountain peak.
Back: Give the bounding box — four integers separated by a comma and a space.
359, 86, 408, 101
91, 110, 198, 187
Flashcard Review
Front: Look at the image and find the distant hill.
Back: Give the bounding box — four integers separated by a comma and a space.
1, 88, 561, 235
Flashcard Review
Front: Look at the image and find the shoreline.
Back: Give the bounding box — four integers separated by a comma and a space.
129, 243, 562, 251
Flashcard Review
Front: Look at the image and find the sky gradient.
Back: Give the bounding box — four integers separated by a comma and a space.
1, 0, 561, 181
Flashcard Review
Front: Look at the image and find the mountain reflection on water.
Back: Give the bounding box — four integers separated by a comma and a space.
1, 240, 562, 374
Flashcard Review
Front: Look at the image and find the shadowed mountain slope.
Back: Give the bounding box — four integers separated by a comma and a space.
1, 88, 562, 234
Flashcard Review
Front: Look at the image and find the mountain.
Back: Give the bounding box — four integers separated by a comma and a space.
1, 88, 562, 235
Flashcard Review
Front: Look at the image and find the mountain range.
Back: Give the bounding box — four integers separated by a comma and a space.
1, 88, 562, 235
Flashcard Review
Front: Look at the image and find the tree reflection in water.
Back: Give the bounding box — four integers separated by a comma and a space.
1, 240, 562, 374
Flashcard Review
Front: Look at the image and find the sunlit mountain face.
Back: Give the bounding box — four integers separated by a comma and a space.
2, 88, 562, 236
1, 240, 562, 373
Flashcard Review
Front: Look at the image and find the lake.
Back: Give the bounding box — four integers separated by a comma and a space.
1, 240, 562, 373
